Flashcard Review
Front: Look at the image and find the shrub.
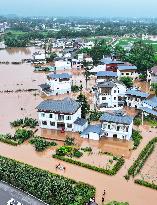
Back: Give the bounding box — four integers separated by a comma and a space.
81, 147, 92, 152
64, 136, 75, 146
131, 130, 143, 149
71, 85, 80, 93
73, 149, 83, 158
89, 110, 103, 121
0, 155, 95, 205
0, 129, 33, 145
10, 117, 38, 128
134, 118, 142, 126
30, 137, 57, 151
56, 146, 73, 156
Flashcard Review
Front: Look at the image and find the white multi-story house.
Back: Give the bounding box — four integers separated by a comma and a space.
81, 111, 133, 141
96, 71, 118, 83
140, 95, 157, 117
54, 59, 71, 70
126, 88, 149, 109
117, 65, 139, 80
36, 98, 88, 132
100, 111, 133, 140
95, 81, 126, 111
39, 73, 72, 96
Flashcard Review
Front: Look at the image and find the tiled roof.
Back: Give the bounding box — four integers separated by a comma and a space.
139, 107, 157, 116
117, 65, 137, 71
126, 89, 149, 98
100, 112, 133, 125
97, 81, 116, 88
81, 124, 103, 135
47, 73, 72, 79
39, 84, 50, 89
96, 71, 117, 77
100, 57, 123, 65
74, 118, 87, 126
142, 96, 157, 108
36, 97, 81, 114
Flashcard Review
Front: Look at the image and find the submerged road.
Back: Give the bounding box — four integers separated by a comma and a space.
0, 128, 157, 205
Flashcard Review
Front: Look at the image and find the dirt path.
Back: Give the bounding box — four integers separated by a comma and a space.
0, 127, 157, 205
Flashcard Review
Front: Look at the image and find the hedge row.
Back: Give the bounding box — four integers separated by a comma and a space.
53, 155, 124, 176
0, 155, 95, 205
135, 179, 157, 190
0, 135, 19, 146
0, 129, 33, 146
128, 137, 157, 177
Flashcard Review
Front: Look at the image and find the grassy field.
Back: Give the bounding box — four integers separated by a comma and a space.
114, 37, 157, 52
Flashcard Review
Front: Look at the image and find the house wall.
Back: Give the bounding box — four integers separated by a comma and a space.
81, 132, 100, 140
47, 78, 71, 95
55, 60, 71, 70
101, 121, 133, 140
126, 96, 143, 108
38, 107, 81, 132
96, 84, 126, 111
74, 122, 88, 132
118, 69, 139, 80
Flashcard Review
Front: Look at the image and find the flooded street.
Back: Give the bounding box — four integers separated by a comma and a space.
0, 47, 157, 205
0, 127, 157, 205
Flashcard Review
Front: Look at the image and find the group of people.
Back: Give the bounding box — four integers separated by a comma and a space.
102, 189, 106, 204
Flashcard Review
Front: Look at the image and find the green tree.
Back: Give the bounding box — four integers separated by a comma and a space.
125, 41, 156, 72
90, 40, 112, 65
77, 93, 90, 118
114, 45, 126, 61
83, 61, 91, 90
120, 76, 133, 88
49, 52, 57, 62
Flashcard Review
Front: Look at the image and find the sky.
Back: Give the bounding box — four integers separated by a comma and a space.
0, 0, 157, 18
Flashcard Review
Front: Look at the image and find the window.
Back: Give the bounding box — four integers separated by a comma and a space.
122, 73, 124, 75
114, 90, 116, 93
126, 127, 129, 132
67, 123, 72, 128
49, 114, 53, 118
66, 115, 71, 120
50, 121, 55, 126
41, 113, 45, 117
126, 73, 129, 76
42, 121, 47, 125
108, 125, 110, 129
117, 126, 120, 131
114, 97, 116, 100
102, 97, 106, 100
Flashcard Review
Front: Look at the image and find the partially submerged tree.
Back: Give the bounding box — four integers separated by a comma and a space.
77, 93, 90, 118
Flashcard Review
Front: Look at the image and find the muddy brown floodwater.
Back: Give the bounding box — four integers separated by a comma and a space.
0, 48, 157, 205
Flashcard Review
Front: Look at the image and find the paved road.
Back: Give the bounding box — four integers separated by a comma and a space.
0, 181, 46, 205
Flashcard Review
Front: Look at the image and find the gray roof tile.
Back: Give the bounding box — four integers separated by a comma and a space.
47, 73, 72, 79
100, 112, 133, 125
126, 89, 149, 98
96, 71, 117, 77
81, 124, 102, 135
74, 118, 87, 126
36, 97, 81, 114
